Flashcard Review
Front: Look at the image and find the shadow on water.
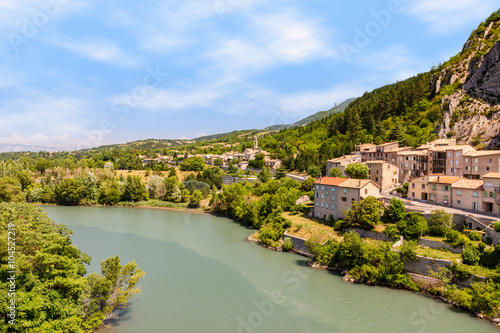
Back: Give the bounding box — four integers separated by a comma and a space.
97, 305, 135, 332
294, 259, 310, 267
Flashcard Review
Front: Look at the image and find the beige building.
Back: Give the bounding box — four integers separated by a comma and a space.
408, 175, 438, 201
428, 176, 463, 206
326, 155, 362, 176
396, 150, 428, 183
366, 161, 399, 192
313, 177, 380, 220
481, 173, 500, 214
451, 178, 484, 212
463, 151, 500, 179
427, 145, 475, 176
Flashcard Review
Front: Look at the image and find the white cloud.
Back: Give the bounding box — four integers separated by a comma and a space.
0, 133, 69, 147
195, 132, 207, 138
406, 0, 499, 34
53, 38, 138, 67
205, 9, 335, 78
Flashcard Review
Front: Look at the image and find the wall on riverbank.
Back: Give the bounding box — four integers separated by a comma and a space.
403, 255, 451, 276
346, 228, 396, 242
485, 226, 500, 245
283, 232, 313, 257
418, 238, 463, 254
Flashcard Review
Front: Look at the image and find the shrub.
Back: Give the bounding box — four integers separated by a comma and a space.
491, 221, 500, 232
400, 240, 418, 262
445, 229, 470, 248
462, 244, 480, 265
282, 238, 294, 252
398, 213, 428, 240
382, 197, 406, 224
468, 231, 482, 241
384, 224, 400, 239
428, 209, 453, 236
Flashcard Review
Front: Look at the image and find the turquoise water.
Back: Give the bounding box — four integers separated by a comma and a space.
42, 206, 498, 333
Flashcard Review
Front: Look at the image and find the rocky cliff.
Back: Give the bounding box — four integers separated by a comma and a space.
435, 13, 500, 147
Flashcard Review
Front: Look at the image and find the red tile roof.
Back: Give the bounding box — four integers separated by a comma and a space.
314, 177, 348, 186
429, 176, 463, 184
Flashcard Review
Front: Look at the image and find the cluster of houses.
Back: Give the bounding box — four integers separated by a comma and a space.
139, 136, 282, 171
315, 138, 500, 220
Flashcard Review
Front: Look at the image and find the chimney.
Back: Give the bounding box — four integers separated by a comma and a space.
320, 176, 322, 183
359, 180, 361, 187
437, 176, 440, 182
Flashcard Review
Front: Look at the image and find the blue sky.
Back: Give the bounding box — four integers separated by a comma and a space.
0, 0, 498, 150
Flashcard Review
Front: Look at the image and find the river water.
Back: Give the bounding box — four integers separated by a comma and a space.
42, 206, 498, 333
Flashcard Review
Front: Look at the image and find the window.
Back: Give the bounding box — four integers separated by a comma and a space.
442, 185, 449, 191
331, 195, 335, 201
321, 203, 324, 208
331, 205, 335, 210
473, 191, 478, 197
456, 200, 462, 205
326, 191, 329, 196
316, 202, 318, 206
444, 195, 449, 203
321, 194, 324, 199
450, 168, 453, 172
457, 190, 462, 196
489, 158, 492, 163
454, 169, 457, 173
456, 160, 459, 165
487, 167, 490, 171
316, 185, 319, 190
456, 152, 459, 157
465, 158, 469, 163
405, 163, 408, 168
331, 187, 335, 192
422, 184, 425, 189
466, 166, 470, 171
321, 186, 324, 191
411, 183, 415, 188
450, 160, 453, 165
393, 171, 397, 176
473, 202, 478, 210
432, 185, 437, 190
364, 189, 368, 194
412, 192, 415, 197
352, 198, 355, 203
474, 166, 478, 171
448, 152, 451, 157
475, 158, 478, 163
343, 188, 347, 194
341, 197, 347, 202
326, 204, 329, 209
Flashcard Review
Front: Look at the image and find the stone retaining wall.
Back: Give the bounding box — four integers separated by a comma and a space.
282, 231, 313, 257
346, 228, 396, 242
403, 255, 452, 276
485, 226, 500, 245
418, 238, 463, 254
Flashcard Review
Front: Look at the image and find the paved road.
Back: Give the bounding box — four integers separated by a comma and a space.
381, 194, 498, 223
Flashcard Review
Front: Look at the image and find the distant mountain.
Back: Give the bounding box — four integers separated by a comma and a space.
0, 143, 59, 153
263, 98, 355, 130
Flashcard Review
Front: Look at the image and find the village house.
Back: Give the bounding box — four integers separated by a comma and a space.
313, 177, 380, 220
408, 175, 437, 201
451, 178, 484, 212
481, 173, 500, 214
325, 155, 361, 176
366, 161, 399, 192
428, 176, 463, 206
463, 151, 500, 179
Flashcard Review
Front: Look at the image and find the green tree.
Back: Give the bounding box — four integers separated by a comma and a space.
428, 209, 453, 236
399, 240, 418, 262
98, 180, 122, 205
329, 167, 344, 178
148, 175, 166, 199
382, 197, 406, 224
248, 153, 265, 169
123, 175, 146, 201
16, 171, 33, 191
188, 190, 204, 208
344, 163, 369, 179
398, 212, 428, 240
274, 165, 286, 180
344, 196, 383, 230
55, 178, 84, 206
300, 177, 315, 192
258, 167, 272, 183
180, 157, 205, 171
0, 177, 24, 202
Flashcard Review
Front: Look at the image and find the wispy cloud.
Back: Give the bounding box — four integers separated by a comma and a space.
53, 38, 139, 67
406, 0, 499, 34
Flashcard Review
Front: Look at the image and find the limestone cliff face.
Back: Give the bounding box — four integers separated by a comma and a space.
435, 18, 500, 147
463, 41, 500, 105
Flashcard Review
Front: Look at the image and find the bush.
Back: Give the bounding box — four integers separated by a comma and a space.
282, 238, 294, 252
382, 197, 406, 224
491, 221, 500, 232
428, 209, 453, 236
383, 224, 400, 239
445, 229, 470, 248
462, 244, 480, 265
398, 212, 428, 240
468, 231, 482, 241
334, 219, 347, 231
400, 240, 418, 262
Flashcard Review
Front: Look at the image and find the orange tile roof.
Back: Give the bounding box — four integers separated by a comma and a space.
429, 176, 463, 184
483, 172, 500, 179
465, 150, 500, 157
327, 155, 359, 163
314, 177, 348, 186
452, 179, 483, 190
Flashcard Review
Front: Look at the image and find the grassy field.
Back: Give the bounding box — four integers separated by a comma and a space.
283, 212, 343, 243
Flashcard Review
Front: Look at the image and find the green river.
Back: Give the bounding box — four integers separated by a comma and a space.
42, 206, 498, 333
